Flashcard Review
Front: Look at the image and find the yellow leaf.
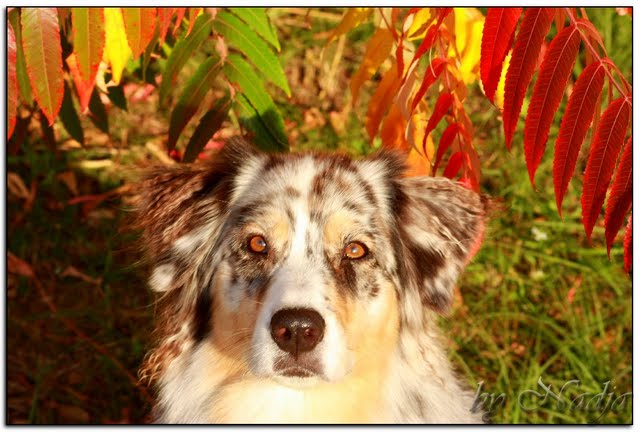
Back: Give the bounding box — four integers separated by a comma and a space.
350, 28, 394, 104
406, 8, 433, 40
494, 51, 511, 111
103, 8, 131, 85
327, 8, 372, 43
448, 8, 484, 84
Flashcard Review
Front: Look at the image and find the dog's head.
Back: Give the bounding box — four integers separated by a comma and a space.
137, 139, 486, 387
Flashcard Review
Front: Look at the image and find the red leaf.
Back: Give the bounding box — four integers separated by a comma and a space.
433, 123, 459, 173
421, 92, 453, 153
503, 8, 555, 150
173, 8, 187, 35
524, 24, 581, 186
8, 22, 18, 139
581, 98, 631, 239
66, 54, 95, 113
410, 57, 446, 114
604, 136, 632, 255
21, 8, 65, 125
623, 213, 632, 273
71, 8, 105, 87
554, 60, 605, 215
122, 8, 157, 59
480, 7, 522, 103
405, 8, 451, 78
443, 151, 467, 179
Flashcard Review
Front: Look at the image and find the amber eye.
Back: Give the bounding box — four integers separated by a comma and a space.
343, 242, 368, 260
248, 235, 268, 254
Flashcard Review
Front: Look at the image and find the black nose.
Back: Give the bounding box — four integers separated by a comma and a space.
270, 308, 325, 358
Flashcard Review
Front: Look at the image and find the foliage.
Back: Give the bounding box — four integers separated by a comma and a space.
329, 7, 632, 271
7, 7, 289, 160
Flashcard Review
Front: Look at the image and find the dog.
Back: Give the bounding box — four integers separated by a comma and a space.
135, 138, 487, 423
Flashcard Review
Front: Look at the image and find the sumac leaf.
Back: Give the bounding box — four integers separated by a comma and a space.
157, 8, 175, 44
106, 84, 127, 111
167, 55, 222, 152
72, 8, 105, 85
524, 24, 581, 186
159, 13, 215, 104
103, 8, 131, 86
350, 27, 394, 104
503, 8, 555, 150
122, 8, 156, 59
443, 151, 466, 179
186, 8, 202, 36
8, 22, 18, 139
88, 88, 109, 134
173, 8, 187, 36
66, 54, 95, 112
433, 123, 460, 173
59, 82, 84, 145
554, 60, 605, 215
183, 96, 231, 163
215, 11, 290, 96
422, 92, 453, 152
224, 53, 287, 151
581, 98, 631, 240
480, 7, 522, 103
366, 66, 400, 141
8, 10, 33, 105
21, 7, 64, 125
604, 136, 632, 255
229, 8, 280, 51
623, 213, 632, 273
410, 57, 446, 114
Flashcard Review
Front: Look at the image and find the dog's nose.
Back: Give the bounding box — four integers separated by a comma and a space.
270, 308, 325, 358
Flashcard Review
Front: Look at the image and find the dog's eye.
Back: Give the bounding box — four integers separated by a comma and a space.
248, 235, 268, 254
343, 242, 368, 260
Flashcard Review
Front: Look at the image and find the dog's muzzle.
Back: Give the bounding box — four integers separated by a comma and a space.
270, 308, 325, 378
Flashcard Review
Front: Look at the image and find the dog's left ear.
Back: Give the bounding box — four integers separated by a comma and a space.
393, 175, 487, 315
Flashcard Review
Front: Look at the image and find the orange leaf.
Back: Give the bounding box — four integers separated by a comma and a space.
186, 8, 202, 36
554, 60, 605, 216
157, 8, 175, 44
8, 22, 18, 139
351, 28, 394, 104
581, 98, 631, 240
66, 54, 95, 113
21, 8, 64, 125
503, 8, 555, 150
410, 57, 446, 114
122, 8, 157, 59
380, 104, 408, 151
173, 8, 187, 35
524, 24, 581, 186
604, 136, 632, 255
480, 7, 522, 103
365, 66, 401, 141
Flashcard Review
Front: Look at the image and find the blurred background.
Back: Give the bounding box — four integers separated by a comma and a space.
6, 7, 632, 424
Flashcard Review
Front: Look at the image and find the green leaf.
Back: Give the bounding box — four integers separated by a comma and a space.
142, 20, 160, 83
168, 55, 222, 152
21, 8, 64, 124
59, 82, 85, 145
229, 8, 280, 51
183, 96, 231, 163
223, 53, 287, 151
106, 84, 127, 111
71, 8, 105, 85
88, 88, 109, 133
8, 9, 33, 105
215, 11, 290, 96
158, 12, 215, 104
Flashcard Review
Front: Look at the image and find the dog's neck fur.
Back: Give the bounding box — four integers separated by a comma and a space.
154, 317, 482, 424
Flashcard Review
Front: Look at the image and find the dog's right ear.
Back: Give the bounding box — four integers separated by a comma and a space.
133, 138, 260, 263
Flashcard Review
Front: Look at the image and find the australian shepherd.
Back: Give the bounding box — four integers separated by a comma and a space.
135, 138, 487, 423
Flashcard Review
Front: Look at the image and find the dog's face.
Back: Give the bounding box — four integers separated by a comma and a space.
138, 139, 486, 390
